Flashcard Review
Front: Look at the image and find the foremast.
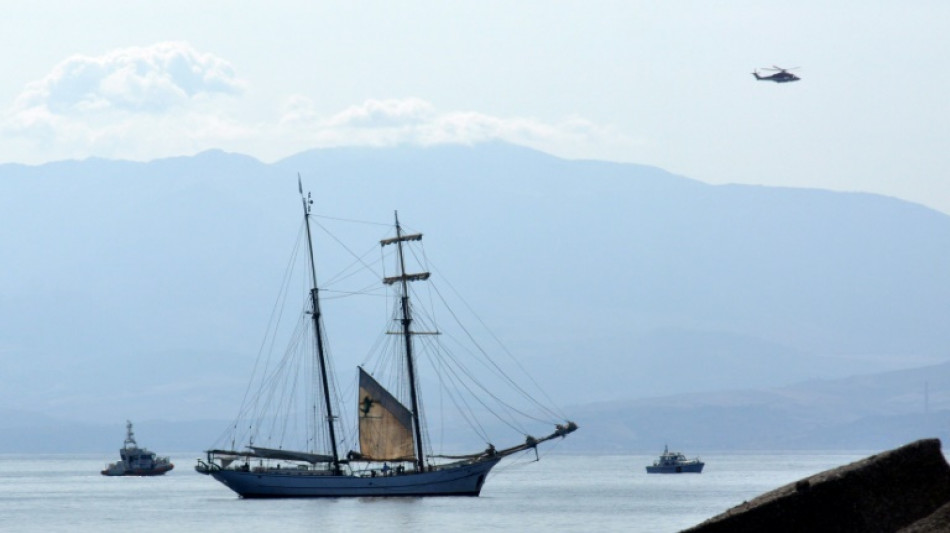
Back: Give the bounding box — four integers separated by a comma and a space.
380, 212, 430, 471
299, 177, 341, 473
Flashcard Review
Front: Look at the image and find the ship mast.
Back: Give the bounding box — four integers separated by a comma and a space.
299, 177, 341, 473
381, 212, 429, 471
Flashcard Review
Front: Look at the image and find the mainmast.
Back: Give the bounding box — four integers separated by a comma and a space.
299, 177, 341, 473
380, 212, 429, 471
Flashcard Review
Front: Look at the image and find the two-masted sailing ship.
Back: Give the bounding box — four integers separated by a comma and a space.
196, 179, 576, 497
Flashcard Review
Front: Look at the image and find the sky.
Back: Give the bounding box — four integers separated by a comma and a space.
3, 1, 949, 212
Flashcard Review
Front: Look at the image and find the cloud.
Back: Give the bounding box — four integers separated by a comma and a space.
2, 42, 249, 160
278, 97, 637, 158
13, 41, 243, 116
324, 98, 437, 128
1, 44, 637, 163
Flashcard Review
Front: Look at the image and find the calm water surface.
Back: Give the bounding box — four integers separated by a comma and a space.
0, 451, 869, 532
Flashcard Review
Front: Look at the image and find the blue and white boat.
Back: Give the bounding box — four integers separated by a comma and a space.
196, 178, 576, 497
646, 445, 704, 474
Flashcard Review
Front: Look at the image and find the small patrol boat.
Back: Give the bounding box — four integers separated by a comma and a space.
646, 445, 704, 474
101, 420, 174, 476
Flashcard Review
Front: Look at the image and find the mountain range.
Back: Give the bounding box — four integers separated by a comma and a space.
1, 142, 948, 451
2, 362, 945, 453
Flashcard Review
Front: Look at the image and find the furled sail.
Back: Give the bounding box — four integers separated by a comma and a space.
358, 367, 416, 461
247, 446, 335, 464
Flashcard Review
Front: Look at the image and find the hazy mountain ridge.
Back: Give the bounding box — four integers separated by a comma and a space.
2, 362, 946, 453
2, 143, 949, 446
568, 362, 950, 452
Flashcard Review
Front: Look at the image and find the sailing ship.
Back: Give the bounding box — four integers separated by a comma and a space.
101, 420, 174, 476
196, 179, 577, 497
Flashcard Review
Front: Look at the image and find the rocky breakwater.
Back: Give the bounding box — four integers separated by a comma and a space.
684, 439, 950, 533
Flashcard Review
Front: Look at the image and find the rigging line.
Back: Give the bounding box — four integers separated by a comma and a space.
256, 311, 310, 443
314, 318, 339, 451
321, 322, 351, 452
320, 284, 388, 300
420, 244, 439, 330
241, 227, 310, 427
276, 337, 306, 447
437, 363, 445, 453
427, 279, 564, 421
426, 257, 564, 417
312, 213, 391, 227
339, 369, 362, 452
407, 286, 552, 425
413, 353, 435, 460
245, 298, 296, 431
534, 432, 565, 460
359, 328, 390, 369
415, 379, 432, 459
362, 323, 394, 378
339, 372, 359, 454
428, 344, 491, 443
434, 351, 529, 435
406, 283, 529, 405
412, 311, 540, 430
306, 334, 318, 454
491, 448, 546, 474
256, 311, 307, 405
234, 299, 305, 447
224, 222, 307, 446
380, 243, 388, 316
408, 239, 440, 339
422, 333, 525, 435
300, 322, 316, 451
257, 322, 303, 434
322, 242, 384, 289
311, 218, 386, 283
302, 313, 326, 454
424, 327, 552, 427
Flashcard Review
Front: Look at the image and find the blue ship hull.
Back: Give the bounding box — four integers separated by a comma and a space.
208, 458, 501, 498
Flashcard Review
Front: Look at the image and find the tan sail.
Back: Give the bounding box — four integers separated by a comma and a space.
358, 367, 416, 461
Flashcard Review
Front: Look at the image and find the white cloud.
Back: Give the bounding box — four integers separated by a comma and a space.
2, 42, 249, 161
277, 97, 639, 159
1, 44, 638, 163
13, 41, 242, 116
323, 98, 437, 128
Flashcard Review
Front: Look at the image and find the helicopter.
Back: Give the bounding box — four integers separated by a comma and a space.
752, 66, 800, 83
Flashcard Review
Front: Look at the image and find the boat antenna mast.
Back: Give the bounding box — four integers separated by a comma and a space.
381, 212, 430, 472
299, 175, 341, 473
124, 420, 137, 449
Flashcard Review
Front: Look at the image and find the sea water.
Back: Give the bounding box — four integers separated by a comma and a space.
0, 451, 868, 532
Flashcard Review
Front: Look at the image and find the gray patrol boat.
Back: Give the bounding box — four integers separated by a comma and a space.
646, 445, 704, 474
101, 421, 174, 476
